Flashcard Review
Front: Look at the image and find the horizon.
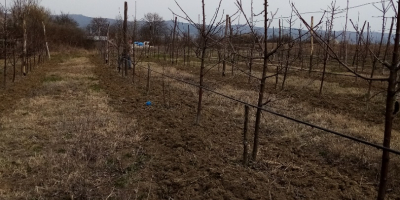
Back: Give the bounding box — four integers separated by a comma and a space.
67, 13, 394, 43
40, 0, 396, 33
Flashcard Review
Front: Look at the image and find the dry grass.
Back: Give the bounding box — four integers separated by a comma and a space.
165, 59, 386, 105
0, 56, 142, 199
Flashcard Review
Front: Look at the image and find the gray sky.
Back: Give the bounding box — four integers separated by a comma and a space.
40, 0, 395, 33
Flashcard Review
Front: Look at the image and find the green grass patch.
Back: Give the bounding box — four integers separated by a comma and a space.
89, 84, 102, 92
43, 75, 62, 82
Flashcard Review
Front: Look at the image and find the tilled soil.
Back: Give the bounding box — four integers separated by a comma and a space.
93, 57, 399, 199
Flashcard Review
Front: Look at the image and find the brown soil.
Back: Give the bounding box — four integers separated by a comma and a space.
93, 56, 399, 199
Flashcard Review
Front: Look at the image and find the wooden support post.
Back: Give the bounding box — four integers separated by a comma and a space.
243, 105, 249, 166
12, 41, 15, 82
187, 24, 190, 67
132, 19, 137, 83
22, 18, 27, 76
106, 23, 110, 65
162, 66, 169, 107
123, 1, 128, 76
33, 54, 36, 68
146, 64, 151, 94
184, 40, 186, 65
177, 45, 179, 64
42, 21, 50, 60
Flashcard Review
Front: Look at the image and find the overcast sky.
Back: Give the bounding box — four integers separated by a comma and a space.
39, 0, 395, 32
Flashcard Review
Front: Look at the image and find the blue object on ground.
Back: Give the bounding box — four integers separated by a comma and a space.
134, 41, 144, 46
146, 101, 152, 106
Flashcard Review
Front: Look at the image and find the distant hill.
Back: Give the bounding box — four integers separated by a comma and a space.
67, 14, 390, 44
69, 14, 117, 29
68, 14, 199, 35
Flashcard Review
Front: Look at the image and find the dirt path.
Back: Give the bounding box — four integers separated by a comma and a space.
0, 55, 141, 199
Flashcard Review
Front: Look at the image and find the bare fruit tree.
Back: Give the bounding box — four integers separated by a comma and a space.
234, 0, 302, 160
172, 0, 229, 125
293, 1, 400, 199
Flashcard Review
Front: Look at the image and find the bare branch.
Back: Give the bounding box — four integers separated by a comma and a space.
292, 3, 389, 82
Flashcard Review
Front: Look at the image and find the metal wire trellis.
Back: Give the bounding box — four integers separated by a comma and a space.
132, 63, 400, 156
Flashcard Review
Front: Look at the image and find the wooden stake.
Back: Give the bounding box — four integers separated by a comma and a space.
187, 24, 190, 66
23, 18, 27, 76
12, 40, 15, 82
146, 64, 151, 94
123, 1, 128, 76
42, 21, 50, 60
243, 105, 249, 166
106, 23, 110, 65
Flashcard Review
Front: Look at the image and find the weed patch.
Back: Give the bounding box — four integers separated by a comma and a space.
43, 74, 62, 82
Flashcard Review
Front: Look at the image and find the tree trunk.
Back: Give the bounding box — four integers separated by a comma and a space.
195, 0, 207, 125
222, 15, 229, 76
299, 29, 303, 70
249, 41, 254, 83
3, 10, 7, 88
361, 23, 370, 73
252, 0, 268, 161
172, 17, 177, 64
382, 17, 395, 75
377, 3, 400, 199
309, 16, 314, 75
353, 21, 367, 78
275, 19, 282, 90
343, 0, 349, 63
367, 12, 386, 103
282, 16, 293, 91
320, 23, 331, 96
